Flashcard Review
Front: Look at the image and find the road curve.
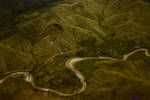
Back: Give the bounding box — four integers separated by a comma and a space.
0, 48, 149, 96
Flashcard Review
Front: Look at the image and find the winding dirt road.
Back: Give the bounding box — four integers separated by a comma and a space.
0, 48, 149, 96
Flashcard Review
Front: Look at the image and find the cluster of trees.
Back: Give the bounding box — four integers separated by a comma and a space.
0, 0, 62, 27
0, 0, 61, 14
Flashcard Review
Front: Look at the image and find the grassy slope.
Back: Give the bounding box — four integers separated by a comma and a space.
0, 0, 150, 100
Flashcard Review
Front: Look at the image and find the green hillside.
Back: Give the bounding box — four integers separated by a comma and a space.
0, 0, 150, 100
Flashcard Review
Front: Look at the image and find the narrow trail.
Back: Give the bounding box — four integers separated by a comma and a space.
0, 48, 149, 96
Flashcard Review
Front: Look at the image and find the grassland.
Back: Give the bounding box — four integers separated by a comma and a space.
0, 0, 150, 100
